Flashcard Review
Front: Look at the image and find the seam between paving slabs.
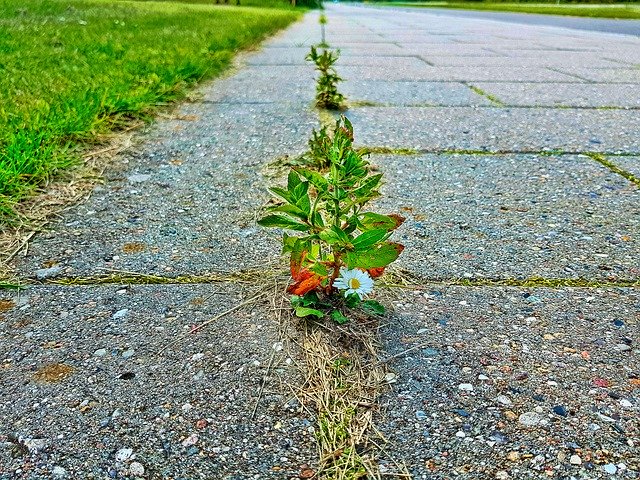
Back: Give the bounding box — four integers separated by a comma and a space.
356, 147, 640, 157
348, 104, 640, 111
3, 272, 639, 289
463, 83, 505, 106
587, 153, 640, 188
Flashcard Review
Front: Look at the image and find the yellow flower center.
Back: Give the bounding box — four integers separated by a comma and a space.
348, 278, 361, 290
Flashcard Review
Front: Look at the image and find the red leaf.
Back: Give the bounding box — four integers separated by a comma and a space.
368, 267, 385, 278
287, 269, 323, 296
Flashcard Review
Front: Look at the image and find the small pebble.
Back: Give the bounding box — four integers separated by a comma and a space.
603, 464, 617, 475
552, 405, 568, 417
93, 348, 107, 357
129, 462, 145, 476
182, 433, 199, 447
35, 266, 62, 281
115, 448, 133, 463
122, 349, 135, 359
570, 454, 582, 465
112, 309, 129, 320
519, 412, 545, 427
52, 466, 67, 478
458, 383, 473, 391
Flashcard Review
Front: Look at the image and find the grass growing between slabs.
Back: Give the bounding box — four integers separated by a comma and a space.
374, 1, 640, 19
0, 0, 301, 221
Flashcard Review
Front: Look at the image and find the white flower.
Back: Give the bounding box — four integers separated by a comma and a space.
333, 268, 374, 299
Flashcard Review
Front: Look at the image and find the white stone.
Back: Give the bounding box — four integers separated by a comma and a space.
518, 412, 546, 427
127, 174, 151, 183
496, 395, 512, 406
129, 462, 145, 476
458, 383, 473, 391
52, 466, 67, 478
115, 448, 133, 462
603, 464, 617, 475
570, 454, 582, 465
112, 309, 129, 320
181, 433, 199, 447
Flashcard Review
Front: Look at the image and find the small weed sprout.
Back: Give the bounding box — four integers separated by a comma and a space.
306, 45, 345, 110
318, 13, 328, 48
258, 116, 405, 323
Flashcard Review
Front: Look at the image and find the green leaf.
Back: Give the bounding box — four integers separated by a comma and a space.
351, 229, 388, 251
361, 300, 385, 315
359, 212, 405, 231
257, 214, 309, 232
310, 263, 329, 276
268, 204, 307, 221
345, 293, 361, 308
331, 310, 349, 324
352, 174, 382, 199
296, 168, 328, 192
269, 186, 292, 203
287, 170, 301, 191
295, 306, 324, 318
345, 242, 404, 269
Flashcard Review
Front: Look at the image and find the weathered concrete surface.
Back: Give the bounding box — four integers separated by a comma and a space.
377, 287, 640, 479
0, 284, 313, 479
372, 153, 640, 281
5, 4, 640, 479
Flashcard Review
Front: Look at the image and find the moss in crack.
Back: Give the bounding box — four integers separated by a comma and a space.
587, 153, 640, 188
381, 271, 640, 289
467, 84, 504, 106
358, 146, 419, 156
347, 99, 386, 108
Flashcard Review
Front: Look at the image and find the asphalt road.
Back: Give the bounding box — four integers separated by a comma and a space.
363, 4, 640, 36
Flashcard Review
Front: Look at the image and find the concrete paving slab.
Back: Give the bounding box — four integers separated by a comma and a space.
556, 68, 640, 84
336, 55, 428, 68
399, 45, 505, 57
424, 55, 626, 69
471, 82, 640, 108
247, 47, 311, 66
348, 107, 640, 153
11, 102, 316, 279
339, 65, 579, 82
377, 287, 640, 478
371, 153, 640, 280
343, 80, 491, 107
0, 284, 313, 478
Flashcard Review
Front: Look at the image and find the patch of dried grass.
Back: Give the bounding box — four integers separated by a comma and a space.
287, 311, 411, 480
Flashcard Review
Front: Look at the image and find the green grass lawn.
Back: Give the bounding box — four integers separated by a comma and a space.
0, 0, 301, 221
378, 2, 640, 19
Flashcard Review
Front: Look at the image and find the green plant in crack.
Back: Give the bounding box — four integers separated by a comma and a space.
318, 13, 328, 48
307, 45, 346, 110
257, 116, 404, 323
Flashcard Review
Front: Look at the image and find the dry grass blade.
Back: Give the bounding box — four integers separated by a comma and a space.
291, 316, 408, 480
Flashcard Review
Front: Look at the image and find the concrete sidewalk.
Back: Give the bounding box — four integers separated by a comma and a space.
2, 4, 639, 479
